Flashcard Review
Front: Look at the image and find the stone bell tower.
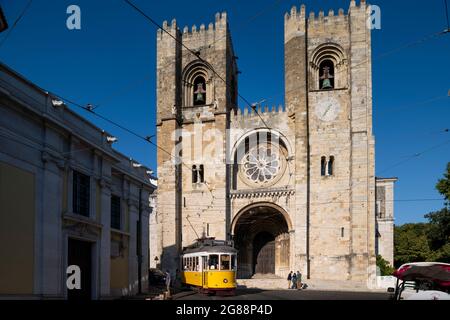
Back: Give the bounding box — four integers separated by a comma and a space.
284, 0, 376, 284
156, 13, 239, 271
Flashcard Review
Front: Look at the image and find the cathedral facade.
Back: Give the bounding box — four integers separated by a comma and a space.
152, 0, 395, 287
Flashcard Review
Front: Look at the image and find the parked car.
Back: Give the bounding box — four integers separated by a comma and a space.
149, 268, 166, 287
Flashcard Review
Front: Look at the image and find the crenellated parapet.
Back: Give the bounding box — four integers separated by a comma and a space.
156, 18, 179, 42
284, 5, 306, 43
307, 8, 348, 33
285, 1, 369, 42
231, 105, 288, 129
157, 12, 228, 50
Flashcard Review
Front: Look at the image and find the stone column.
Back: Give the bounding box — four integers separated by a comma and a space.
128, 197, 139, 295
140, 193, 150, 293
99, 177, 112, 298
40, 152, 64, 297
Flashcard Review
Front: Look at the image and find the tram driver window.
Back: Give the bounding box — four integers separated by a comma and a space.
209, 255, 219, 270
231, 255, 236, 271
220, 255, 230, 270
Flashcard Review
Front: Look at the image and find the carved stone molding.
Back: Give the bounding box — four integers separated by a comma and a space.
63, 213, 102, 238
230, 188, 295, 199
99, 177, 113, 191
127, 198, 139, 210
41, 150, 65, 169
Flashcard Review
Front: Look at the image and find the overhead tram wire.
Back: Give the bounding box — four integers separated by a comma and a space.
119, 1, 450, 215
0, 0, 33, 49
47, 91, 219, 209
95, 0, 450, 117
205, 0, 286, 51
45, 92, 202, 173
20, 3, 445, 203
93, 51, 206, 110
1, 3, 443, 221
119, 1, 447, 131
122, 0, 271, 130
88, 0, 286, 111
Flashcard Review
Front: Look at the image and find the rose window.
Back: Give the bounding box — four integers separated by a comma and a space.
242, 146, 281, 184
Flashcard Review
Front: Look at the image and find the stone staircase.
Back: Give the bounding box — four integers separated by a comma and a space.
237, 275, 383, 292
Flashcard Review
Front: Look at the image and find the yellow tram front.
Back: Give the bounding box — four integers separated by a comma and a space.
181, 239, 237, 295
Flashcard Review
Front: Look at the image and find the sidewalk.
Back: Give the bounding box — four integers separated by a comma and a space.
237, 278, 387, 293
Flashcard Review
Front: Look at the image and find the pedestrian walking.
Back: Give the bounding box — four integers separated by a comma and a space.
287, 271, 293, 289
291, 272, 297, 289
165, 270, 172, 297
296, 270, 302, 290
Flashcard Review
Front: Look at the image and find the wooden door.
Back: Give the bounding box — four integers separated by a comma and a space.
253, 232, 275, 274
67, 238, 92, 300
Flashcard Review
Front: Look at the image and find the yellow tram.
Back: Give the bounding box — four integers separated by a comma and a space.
181, 238, 237, 295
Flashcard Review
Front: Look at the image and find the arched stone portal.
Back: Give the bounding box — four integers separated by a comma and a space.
232, 204, 291, 279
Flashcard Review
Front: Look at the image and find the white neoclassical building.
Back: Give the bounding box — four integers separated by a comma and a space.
0, 62, 156, 299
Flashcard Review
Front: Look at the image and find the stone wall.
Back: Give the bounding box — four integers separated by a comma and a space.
155, 1, 386, 288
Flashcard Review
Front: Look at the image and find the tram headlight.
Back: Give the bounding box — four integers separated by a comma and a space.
223, 278, 228, 283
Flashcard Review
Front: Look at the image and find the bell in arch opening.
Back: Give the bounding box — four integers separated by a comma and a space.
319, 60, 335, 90
193, 76, 207, 106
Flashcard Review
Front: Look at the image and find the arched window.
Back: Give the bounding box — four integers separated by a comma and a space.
183, 61, 212, 107
328, 156, 334, 176
321, 156, 326, 176
192, 165, 198, 183
319, 60, 334, 90
310, 43, 347, 91
193, 76, 206, 106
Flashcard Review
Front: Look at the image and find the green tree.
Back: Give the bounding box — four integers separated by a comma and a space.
376, 255, 395, 276
394, 223, 432, 268
394, 163, 450, 266
436, 162, 450, 206
424, 208, 450, 251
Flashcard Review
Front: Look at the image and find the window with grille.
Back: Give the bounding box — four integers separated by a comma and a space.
111, 195, 121, 229
73, 170, 90, 217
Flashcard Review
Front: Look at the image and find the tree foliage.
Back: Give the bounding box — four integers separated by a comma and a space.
425, 208, 450, 251
376, 255, 395, 276
436, 162, 450, 205
394, 223, 432, 268
394, 162, 450, 267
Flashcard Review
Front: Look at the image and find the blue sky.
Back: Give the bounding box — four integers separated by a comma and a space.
1, 0, 449, 225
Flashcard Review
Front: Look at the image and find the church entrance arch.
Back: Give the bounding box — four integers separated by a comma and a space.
232, 203, 291, 279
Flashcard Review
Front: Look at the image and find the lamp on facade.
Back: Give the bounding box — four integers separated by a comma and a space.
51, 99, 65, 107
106, 136, 118, 144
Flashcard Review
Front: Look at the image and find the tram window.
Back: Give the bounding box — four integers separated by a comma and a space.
195, 257, 199, 271
188, 257, 192, 271
231, 255, 236, 271
209, 255, 219, 270
220, 255, 230, 270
